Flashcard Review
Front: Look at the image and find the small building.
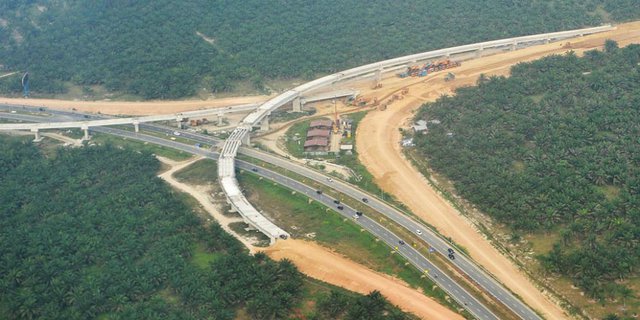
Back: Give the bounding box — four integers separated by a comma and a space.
309, 119, 333, 130
304, 137, 329, 152
306, 128, 331, 139
401, 138, 414, 147
412, 120, 428, 133
339, 144, 353, 151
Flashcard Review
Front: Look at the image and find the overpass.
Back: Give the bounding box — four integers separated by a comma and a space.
216, 24, 614, 244
0, 103, 259, 141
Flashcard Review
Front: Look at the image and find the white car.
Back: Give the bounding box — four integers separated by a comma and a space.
173, 131, 181, 136
326, 177, 333, 182
416, 229, 422, 235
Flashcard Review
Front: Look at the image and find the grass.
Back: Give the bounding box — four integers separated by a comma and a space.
174, 159, 218, 185
284, 120, 311, 158
237, 171, 472, 318
90, 133, 193, 161
191, 243, 222, 269
228, 222, 271, 247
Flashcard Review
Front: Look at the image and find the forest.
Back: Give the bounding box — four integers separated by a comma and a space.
0, 1, 639, 98
413, 42, 640, 300
0, 137, 410, 319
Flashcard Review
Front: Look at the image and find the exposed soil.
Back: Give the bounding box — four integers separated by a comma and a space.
261, 239, 464, 320
354, 21, 640, 320
0, 95, 271, 116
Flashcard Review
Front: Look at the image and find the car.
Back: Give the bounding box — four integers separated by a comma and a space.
353, 214, 360, 219
448, 253, 455, 260
355, 211, 363, 217
337, 205, 344, 210
333, 199, 340, 204
316, 190, 322, 194
251, 168, 258, 172
173, 131, 181, 136
362, 197, 369, 203
398, 240, 405, 245
326, 177, 333, 182
416, 229, 422, 235
447, 248, 454, 254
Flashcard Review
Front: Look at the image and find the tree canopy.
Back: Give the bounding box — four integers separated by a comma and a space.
1, 1, 639, 98
413, 43, 640, 299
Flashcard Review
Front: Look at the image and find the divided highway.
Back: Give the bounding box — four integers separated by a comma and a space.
0, 107, 542, 319
0, 110, 499, 319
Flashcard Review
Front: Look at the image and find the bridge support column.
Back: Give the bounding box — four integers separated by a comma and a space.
475, 47, 484, 58
241, 133, 250, 145
510, 41, 517, 51
260, 114, 270, 132
133, 120, 139, 133
217, 113, 224, 126
373, 69, 382, 88
176, 117, 184, 129
544, 38, 551, 44
31, 128, 43, 142
81, 125, 90, 141
292, 97, 302, 112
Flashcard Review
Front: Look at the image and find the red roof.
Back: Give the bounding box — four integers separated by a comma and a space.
309, 119, 333, 128
307, 128, 331, 138
304, 138, 329, 147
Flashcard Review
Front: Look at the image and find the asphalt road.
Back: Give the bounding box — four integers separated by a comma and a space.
0, 105, 541, 320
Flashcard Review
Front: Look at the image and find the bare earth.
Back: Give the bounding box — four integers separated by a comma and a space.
261, 239, 463, 320
0, 95, 270, 116
355, 21, 640, 320
157, 157, 460, 319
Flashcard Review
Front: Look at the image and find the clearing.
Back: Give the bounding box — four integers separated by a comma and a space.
354, 21, 640, 320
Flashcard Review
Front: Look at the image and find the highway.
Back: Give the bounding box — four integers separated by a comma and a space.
0, 107, 542, 319
0, 110, 500, 319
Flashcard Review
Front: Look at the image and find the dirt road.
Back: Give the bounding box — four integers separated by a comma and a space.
355, 21, 640, 320
0, 95, 270, 116
261, 239, 463, 320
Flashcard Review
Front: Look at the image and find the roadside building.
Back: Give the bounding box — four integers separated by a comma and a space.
309, 119, 333, 130
412, 120, 428, 133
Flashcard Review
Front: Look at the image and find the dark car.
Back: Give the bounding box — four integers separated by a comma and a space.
362, 197, 369, 203
251, 168, 258, 172
399, 240, 405, 245
448, 253, 455, 260
316, 190, 323, 194
337, 205, 344, 210
355, 211, 363, 217
447, 248, 454, 254
333, 199, 340, 204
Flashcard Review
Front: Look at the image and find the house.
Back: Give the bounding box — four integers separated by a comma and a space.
412, 120, 428, 133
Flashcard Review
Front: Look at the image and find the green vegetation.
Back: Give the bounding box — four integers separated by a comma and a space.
0, 136, 412, 320
1, 1, 640, 98
173, 158, 218, 185
90, 133, 193, 161
284, 120, 311, 158
413, 43, 640, 304
237, 172, 470, 317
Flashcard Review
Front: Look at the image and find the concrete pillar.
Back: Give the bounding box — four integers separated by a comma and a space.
217, 113, 224, 126
176, 117, 184, 129
544, 38, 551, 44
510, 41, 517, 51
81, 125, 90, 141
260, 113, 270, 132
292, 97, 302, 112
31, 128, 43, 142
475, 47, 484, 58
373, 69, 382, 88
133, 120, 139, 133
445, 52, 451, 58
241, 132, 250, 145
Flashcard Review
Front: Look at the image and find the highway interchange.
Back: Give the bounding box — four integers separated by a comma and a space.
0, 105, 542, 320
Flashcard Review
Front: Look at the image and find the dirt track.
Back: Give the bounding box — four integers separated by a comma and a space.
261, 239, 463, 320
355, 21, 640, 320
0, 95, 270, 116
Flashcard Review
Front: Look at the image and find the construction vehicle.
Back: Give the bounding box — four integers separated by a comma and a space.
397, 59, 460, 79
444, 72, 456, 82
